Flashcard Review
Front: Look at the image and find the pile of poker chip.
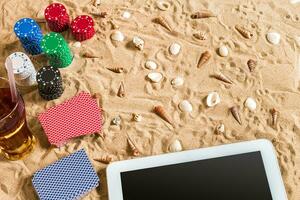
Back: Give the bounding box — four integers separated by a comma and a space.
71, 15, 95, 41
44, 3, 70, 33
14, 18, 43, 55
41, 32, 73, 68
36, 66, 64, 100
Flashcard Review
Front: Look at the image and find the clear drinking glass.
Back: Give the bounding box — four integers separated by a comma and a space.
0, 77, 35, 160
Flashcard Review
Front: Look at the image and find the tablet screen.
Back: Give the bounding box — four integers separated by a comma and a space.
121, 151, 273, 200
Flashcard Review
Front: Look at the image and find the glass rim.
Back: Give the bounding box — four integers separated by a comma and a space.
0, 77, 21, 123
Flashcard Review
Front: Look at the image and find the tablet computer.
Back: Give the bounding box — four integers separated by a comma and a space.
107, 139, 287, 200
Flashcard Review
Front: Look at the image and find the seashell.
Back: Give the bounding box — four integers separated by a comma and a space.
94, 0, 101, 6
169, 42, 181, 55
215, 123, 225, 134
171, 76, 184, 87
191, 10, 215, 19
230, 106, 242, 125
117, 81, 125, 97
211, 73, 233, 84
244, 97, 257, 111
111, 31, 125, 42
73, 41, 81, 48
206, 92, 221, 107
218, 45, 229, 57
122, 11, 131, 19
94, 155, 113, 164
270, 108, 279, 126
266, 32, 281, 45
132, 36, 145, 50
107, 67, 126, 73
153, 105, 174, 126
193, 32, 207, 40
169, 139, 182, 152
247, 59, 257, 72
178, 100, 193, 113
235, 25, 253, 39
111, 116, 121, 126
90, 11, 107, 18
127, 138, 140, 156
147, 72, 163, 83
145, 60, 158, 70
133, 113, 142, 122
156, 1, 171, 11
153, 16, 172, 32
82, 52, 98, 58
197, 51, 211, 68
110, 21, 119, 29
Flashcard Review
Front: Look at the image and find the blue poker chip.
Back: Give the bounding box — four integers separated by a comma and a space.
14, 18, 42, 38
32, 149, 100, 200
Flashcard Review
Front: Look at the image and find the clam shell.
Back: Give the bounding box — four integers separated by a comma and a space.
178, 100, 193, 113
230, 106, 242, 125
169, 42, 181, 55
117, 82, 125, 97
169, 139, 183, 152
266, 32, 281, 45
171, 76, 184, 86
73, 41, 81, 48
153, 16, 172, 32
122, 11, 131, 19
197, 51, 211, 68
156, 1, 170, 11
147, 72, 163, 83
153, 105, 174, 126
145, 60, 158, 70
247, 59, 257, 72
132, 36, 144, 50
244, 97, 257, 111
111, 31, 125, 42
206, 92, 221, 107
218, 45, 229, 57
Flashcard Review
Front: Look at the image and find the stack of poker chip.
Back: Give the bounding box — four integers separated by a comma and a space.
70, 15, 95, 41
36, 66, 64, 100
41, 32, 73, 68
14, 18, 43, 55
44, 3, 70, 32
7, 52, 37, 87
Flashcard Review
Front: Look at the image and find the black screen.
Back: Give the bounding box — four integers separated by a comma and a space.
121, 151, 273, 200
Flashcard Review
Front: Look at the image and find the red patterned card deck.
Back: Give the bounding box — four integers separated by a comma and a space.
38, 92, 102, 146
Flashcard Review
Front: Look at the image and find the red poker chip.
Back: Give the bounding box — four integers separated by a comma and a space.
70, 15, 95, 41
44, 3, 70, 32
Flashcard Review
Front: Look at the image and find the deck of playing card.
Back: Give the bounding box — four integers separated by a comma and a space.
32, 149, 100, 200
38, 92, 102, 146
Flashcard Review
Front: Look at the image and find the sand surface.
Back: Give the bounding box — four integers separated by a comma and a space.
0, 0, 300, 199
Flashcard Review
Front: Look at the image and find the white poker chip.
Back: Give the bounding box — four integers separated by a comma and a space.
8, 52, 36, 80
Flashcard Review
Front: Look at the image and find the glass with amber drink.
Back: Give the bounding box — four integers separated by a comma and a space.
0, 77, 35, 160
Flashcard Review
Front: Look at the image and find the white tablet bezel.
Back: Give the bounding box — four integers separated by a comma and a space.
107, 139, 287, 200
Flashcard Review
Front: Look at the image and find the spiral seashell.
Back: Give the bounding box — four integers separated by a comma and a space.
247, 59, 257, 72
230, 106, 242, 125
153, 105, 174, 126
235, 25, 253, 39
197, 51, 211, 68
90, 11, 107, 18
270, 108, 279, 126
107, 67, 126, 73
193, 32, 207, 40
133, 113, 142, 122
117, 81, 125, 97
153, 16, 172, 32
127, 138, 140, 156
215, 123, 225, 134
82, 52, 98, 58
191, 10, 215, 19
94, 155, 113, 164
211, 73, 233, 84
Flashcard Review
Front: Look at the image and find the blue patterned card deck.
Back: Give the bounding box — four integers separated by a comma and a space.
32, 149, 100, 200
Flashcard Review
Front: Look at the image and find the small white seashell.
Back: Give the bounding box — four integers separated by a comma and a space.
215, 123, 225, 134
169, 139, 182, 152
73, 41, 81, 48
111, 116, 121, 126
244, 97, 257, 111
178, 100, 193, 113
171, 77, 184, 86
290, 0, 300, 4
206, 92, 221, 107
94, 0, 101, 6
122, 11, 131, 19
156, 1, 171, 11
218, 45, 229, 57
145, 60, 158, 70
169, 42, 181, 55
133, 114, 142, 122
111, 31, 125, 42
132, 36, 145, 50
266, 32, 281, 45
147, 72, 163, 83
